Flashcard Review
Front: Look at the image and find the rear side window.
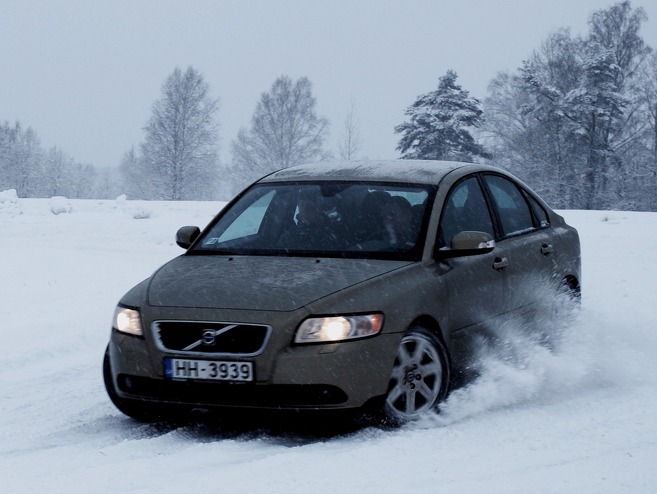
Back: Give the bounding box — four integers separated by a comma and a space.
483, 175, 534, 236
526, 193, 550, 227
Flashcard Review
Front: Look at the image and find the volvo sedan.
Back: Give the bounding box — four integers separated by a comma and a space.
103, 160, 581, 423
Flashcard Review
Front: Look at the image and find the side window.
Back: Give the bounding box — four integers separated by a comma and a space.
483, 175, 534, 236
439, 177, 494, 248
526, 193, 549, 227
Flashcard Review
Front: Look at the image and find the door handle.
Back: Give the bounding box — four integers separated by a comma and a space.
541, 243, 554, 255
493, 257, 508, 270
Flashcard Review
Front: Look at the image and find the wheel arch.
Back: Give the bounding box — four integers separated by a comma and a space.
408, 315, 452, 365
562, 274, 581, 300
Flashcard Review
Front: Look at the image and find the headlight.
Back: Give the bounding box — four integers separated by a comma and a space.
295, 314, 383, 344
113, 306, 143, 336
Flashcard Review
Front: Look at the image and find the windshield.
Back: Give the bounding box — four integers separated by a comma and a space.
192, 182, 434, 260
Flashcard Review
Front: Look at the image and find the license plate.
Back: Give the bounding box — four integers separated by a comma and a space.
164, 358, 254, 382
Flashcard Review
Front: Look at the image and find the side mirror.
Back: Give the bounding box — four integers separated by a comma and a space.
176, 226, 201, 249
436, 231, 495, 259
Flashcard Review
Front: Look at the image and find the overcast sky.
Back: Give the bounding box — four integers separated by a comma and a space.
2, 0, 656, 171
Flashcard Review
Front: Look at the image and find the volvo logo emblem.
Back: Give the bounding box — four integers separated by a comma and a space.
201, 329, 217, 346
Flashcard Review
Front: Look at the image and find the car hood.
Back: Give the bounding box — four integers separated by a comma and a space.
146, 255, 410, 311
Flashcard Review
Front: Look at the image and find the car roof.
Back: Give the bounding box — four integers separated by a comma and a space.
258, 160, 498, 185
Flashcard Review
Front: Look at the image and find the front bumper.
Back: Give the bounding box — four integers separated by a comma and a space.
107, 309, 400, 411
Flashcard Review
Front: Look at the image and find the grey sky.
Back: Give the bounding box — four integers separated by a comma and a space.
2, 0, 656, 170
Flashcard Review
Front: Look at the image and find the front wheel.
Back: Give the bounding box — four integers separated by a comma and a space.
385, 327, 450, 423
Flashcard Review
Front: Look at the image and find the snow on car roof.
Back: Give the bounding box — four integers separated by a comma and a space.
259, 160, 490, 185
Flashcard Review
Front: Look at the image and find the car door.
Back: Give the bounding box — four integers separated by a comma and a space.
436, 176, 506, 331
481, 174, 557, 315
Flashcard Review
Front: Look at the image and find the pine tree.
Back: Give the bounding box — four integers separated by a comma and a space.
395, 70, 490, 162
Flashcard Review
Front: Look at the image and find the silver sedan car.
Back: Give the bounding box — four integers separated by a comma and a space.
103, 160, 581, 423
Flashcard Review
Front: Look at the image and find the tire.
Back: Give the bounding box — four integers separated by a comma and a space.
103, 345, 176, 423
384, 327, 450, 423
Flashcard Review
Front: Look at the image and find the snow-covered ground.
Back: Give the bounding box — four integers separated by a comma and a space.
1, 197, 656, 493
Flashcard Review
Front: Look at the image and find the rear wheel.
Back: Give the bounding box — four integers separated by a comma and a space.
545, 277, 581, 327
385, 327, 450, 423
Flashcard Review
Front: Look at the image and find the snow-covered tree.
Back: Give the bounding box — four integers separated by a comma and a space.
231, 75, 329, 187
338, 99, 362, 160
482, 68, 575, 206
642, 53, 657, 164
92, 166, 123, 199
0, 122, 15, 191
581, 1, 650, 209
118, 147, 151, 199
629, 50, 657, 211
483, 1, 655, 210
395, 70, 490, 162
0, 121, 102, 199
138, 66, 221, 200
0, 122, 44, 197
42, 147, 74, 197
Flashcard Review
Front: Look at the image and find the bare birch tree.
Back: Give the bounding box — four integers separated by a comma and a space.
231, 76, 329, 187
139, 66, 220, 200
338, 99, 362, 160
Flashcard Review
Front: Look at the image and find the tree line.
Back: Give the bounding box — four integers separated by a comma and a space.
1, 1, 655, 210
395, 1, 656, 210
482, 1, 657, 210
0, 122, 100, 199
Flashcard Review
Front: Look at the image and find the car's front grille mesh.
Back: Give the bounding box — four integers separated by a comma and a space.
152, 321, 270, 356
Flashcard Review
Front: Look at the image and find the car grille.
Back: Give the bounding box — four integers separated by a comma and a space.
152, 321, 271, 356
